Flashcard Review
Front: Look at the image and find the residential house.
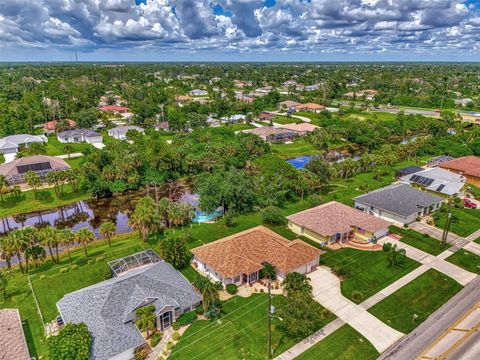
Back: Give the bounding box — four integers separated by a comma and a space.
455, 98, 473, 107
175, 95, 191, 103
396, 165, 424, 178
154, 122, 170, 131
57, 129, 103, 144
278, 100, 302, 110
99, 105, 130, 114
399, 167, 465, 196
189, 89, 208, 96
353, 184, 444, 225
43, 119, 76, 134
258, 112, 274, 121
241, 127, 298, 143
191, 226, 322, 287
0, 309, 30, 360
220, 114, 246, 123
255, 86, 273, 94
278, 123, 319, 136
287, 201, 391, 245
294, 103, 326, 113
0, 155, 70, 185
305, 84, 320, 91
427, 155, 456, 168
235, 93, 254, 103
108, 125, 145, 140
0, 134, 47, 163
57, 261, 201, 360
440, 155, 480, 187
344, 89, 378, 101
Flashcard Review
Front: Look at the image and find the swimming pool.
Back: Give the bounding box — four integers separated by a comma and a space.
286, 155, 315, 169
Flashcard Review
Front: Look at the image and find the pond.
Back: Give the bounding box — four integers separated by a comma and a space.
0, 181, 222, 237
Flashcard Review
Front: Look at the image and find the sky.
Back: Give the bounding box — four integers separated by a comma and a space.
0, 0, 480, 62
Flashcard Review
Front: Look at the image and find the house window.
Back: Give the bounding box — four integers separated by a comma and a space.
248, 272, 258, 283
234, 275, 241, 283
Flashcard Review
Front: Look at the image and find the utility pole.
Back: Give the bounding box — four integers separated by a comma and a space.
441, 197, 452, 248
267, 279, 272, 359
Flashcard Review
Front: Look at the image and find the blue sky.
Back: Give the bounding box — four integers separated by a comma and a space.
0, 0, 479, 62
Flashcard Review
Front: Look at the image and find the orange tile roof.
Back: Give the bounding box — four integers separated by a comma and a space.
440, 156, 480, 178
0, 309, 30, 360
279, 123, 319, 133
287, 201, 391, 236
296, 103, 325, 110
191, 226, 323, 278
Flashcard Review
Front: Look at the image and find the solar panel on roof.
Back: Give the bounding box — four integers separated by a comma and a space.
437, 184, 445, 192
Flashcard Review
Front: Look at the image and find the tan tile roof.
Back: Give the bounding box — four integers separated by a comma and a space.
287, 201, 391, 236
440, 156, 480, 178
279, 123, 319, 133
295, 103, 326, 110
0, 309, 30, 360
242, 127, 293, 139
191, 226, 323, 278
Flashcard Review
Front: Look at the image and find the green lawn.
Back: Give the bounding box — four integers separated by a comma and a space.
434, 207, 480, 237
389, 226, 449, 256
272, 115, 298, 124
169, 294, 335, 360
224, 123, 256, 131
64, 156, 85, 168
271, 139, 319, 159
295, 325, 379, 360
475, 237, 480, 245
0, 185, 90, 218
445, 250, 480, 274
45, 136, 95, 156
321, 248, 420, 303
368, 269, 463, 333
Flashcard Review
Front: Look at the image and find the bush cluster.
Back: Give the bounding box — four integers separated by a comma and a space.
226, 283, 238, 295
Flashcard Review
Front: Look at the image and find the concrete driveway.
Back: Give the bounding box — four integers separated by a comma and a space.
308, 267, 404, 353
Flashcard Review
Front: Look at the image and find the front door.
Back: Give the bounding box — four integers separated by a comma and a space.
160, 311, 172, 331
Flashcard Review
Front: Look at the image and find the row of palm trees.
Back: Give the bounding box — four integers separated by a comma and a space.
0, 223, 117, 272
23, 168, 81, 200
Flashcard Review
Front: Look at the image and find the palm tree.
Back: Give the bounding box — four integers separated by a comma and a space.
387, 244, 406, 267
24, 171, 41, 199
0, 175, 9, 201
128, 196, 158, 241
192, 274, 222, 314
58, 229, 75, 265
282, 272, 312, 296
136, 305, 156, 338
0, 236, 15, 268
7, 230, 28, 273
64, 169, 80, 192
19, 226, 39, 272
25, 245, 46, 268
63, 144, 74, 159
99, 221, 116, 248
39, 226, 58, 263
26, 142, 46, 156
75, 227, 95, 258
262, 262, 277, 359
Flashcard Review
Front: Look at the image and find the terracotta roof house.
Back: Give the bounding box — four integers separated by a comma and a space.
287, 201, 391, 245
278, 100, 302, 110
108, 125, 145, 140
175, 95, 191, 103
0, 155, 70, 185
294, 103, 326, 113
43, 119, 77, 133
154, 121, 170, 131
57, 129, 103, 144
191, 226, 322, 286
241, 127, 298, 143
0, 309, 30, 360
258, 112, 274, 121
99, 105, 130, 114
440, 156, 480, 187
354, 184, 444, 226
57, 261, 201, 360
278, 123, 319, 135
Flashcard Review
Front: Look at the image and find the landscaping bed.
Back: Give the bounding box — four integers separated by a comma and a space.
320, 248, 421, 303
295, 324, 379, 360
445, 250, 480, 274
368, 269, 463, 333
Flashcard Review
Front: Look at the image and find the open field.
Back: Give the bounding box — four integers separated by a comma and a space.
320, 248, 421, 303
368, 269, 463, 333
389, 226, 450, 256
294, 324, 379, 360
169, 294, 336, 360
445, 249, 480, 274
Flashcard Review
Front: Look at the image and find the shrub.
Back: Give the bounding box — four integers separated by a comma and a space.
172, 332, 180, 341
333, 265, 350, 278
134, 347, 149, 360
320, 308, 331, 320
70, 264, 79, 270
351, 291, 363, 302
309, 194, 324, 207
195, 305, 204, 315
175, 311, 197, 327
166, 341, 174, 350
103, 267, 113, 280
150, 332, 162, 347
59, 267, 69, 273
383, 242, 392, 252
96, 256, 104, 262
40, 274, 47, 280
261, 206, 287, 225
162, 349, 168, 356
224, 212, 235, 227
226, 284, 238, 295
157, 357, 164, 360
172, 322, 180, 331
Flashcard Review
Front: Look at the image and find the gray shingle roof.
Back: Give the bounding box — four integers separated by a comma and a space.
58, 129, 101, 139
353, 184, 444, 218
57, 262, 201, 360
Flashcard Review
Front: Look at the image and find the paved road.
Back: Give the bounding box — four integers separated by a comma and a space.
378, 277, 480, 360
